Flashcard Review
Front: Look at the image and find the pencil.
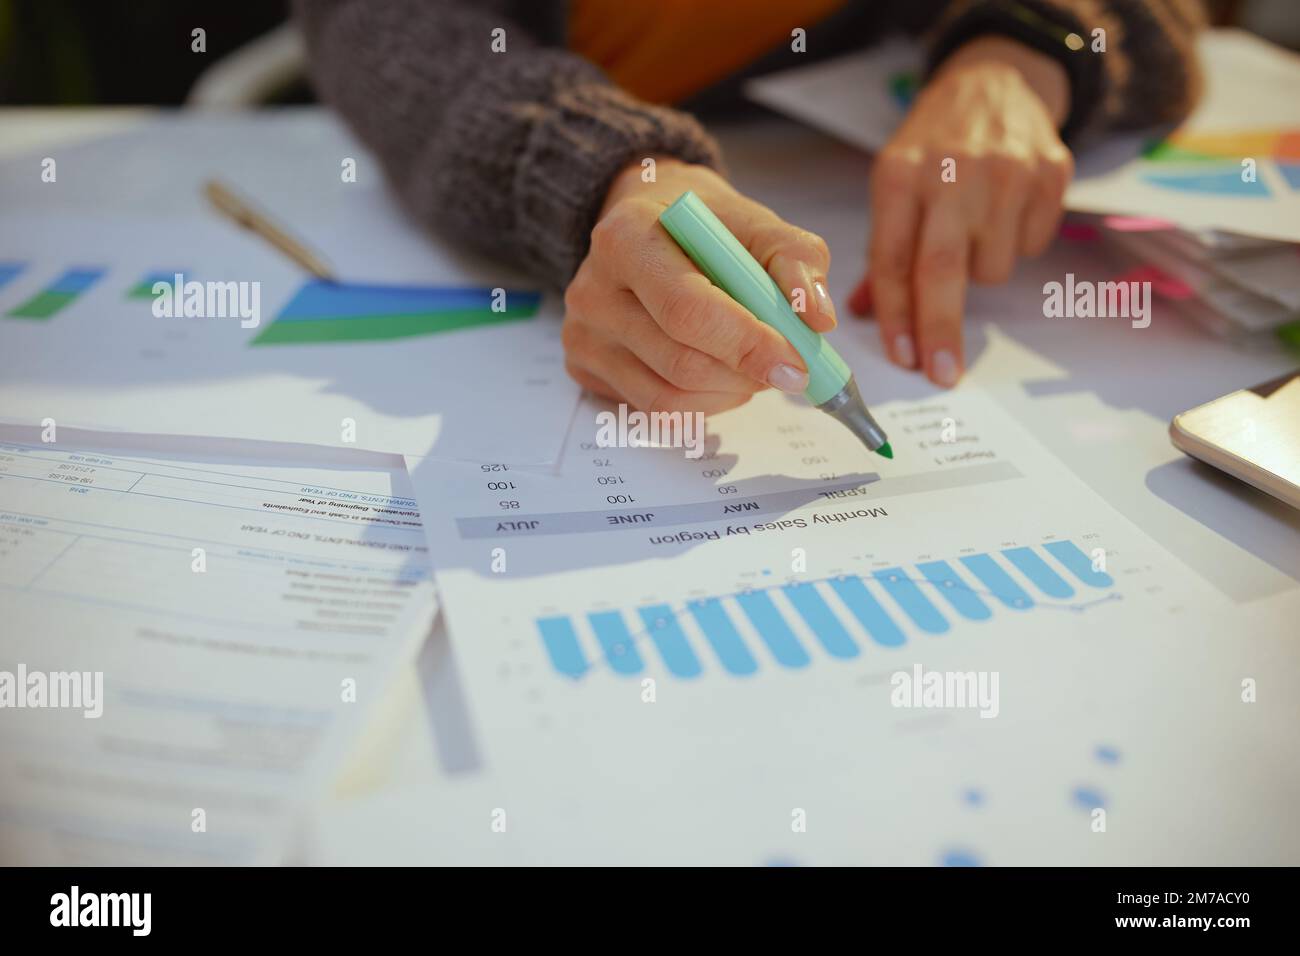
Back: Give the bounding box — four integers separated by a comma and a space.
203, 179, 336, 281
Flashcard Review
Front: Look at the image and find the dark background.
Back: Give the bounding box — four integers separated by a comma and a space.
0, 0, 1295, 106
0, 1, 294, 104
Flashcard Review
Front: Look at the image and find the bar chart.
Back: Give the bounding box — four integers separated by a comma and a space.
6, 267, 105, 319
536, 539, 1115, 679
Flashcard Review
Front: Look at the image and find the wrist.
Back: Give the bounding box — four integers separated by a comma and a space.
937, 35, 1070, 127
602, 155, 692, 215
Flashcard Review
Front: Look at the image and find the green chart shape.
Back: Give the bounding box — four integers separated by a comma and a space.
7, 268, 105, 320
251, 281, 542, 345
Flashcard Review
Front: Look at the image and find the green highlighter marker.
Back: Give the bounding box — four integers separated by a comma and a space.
659, 191, 893, 459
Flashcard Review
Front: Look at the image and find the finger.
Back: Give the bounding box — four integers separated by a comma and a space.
868, 152, 923, 368
565, 362, 623, 405
1019, 152, 1073, 256
712, 195, 836, 332
970, 188, 1026, 286
912, 197, 969, 388
585, 342, 755, 416
594, 290, 762, 396
605, 228, 811, 394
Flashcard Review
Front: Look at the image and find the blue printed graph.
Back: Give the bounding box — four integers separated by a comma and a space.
251, 280, 542, 345
0, 262, 25, 290
6, 266, 105, 320
1139, 169, 1270, 197
1138, 127, 1300, 198
537, 540, 1115, 679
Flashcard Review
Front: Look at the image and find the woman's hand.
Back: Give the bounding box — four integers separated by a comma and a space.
563, 158, 835, 414
853, 35, 1075, 387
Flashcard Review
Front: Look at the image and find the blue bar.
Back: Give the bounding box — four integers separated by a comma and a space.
1044, 540, 1114, 588
736, 591, 810, 668
829, 576, 906, 647
782, 582, 859, 658
537, 616, 587, 677
48, 267, 105, 295
960, 554, 1033, 610
637, 605, 703, 678
1002, 547, 1075, 599
277, 280, 542, 320
586, 610, 644, 675
873, 568, 949, 634
139, 271, 186, 285
0, 262, 24, 288
687, 599, 758, 675
917, 560, 991, 621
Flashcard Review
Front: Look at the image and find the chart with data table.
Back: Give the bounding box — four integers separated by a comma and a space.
0, 431, 437, 865
0, 438, 431, 633
536, 540, 1116, 679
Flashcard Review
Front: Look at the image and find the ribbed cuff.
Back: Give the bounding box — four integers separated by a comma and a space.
514, 82, 724, 286
925, 0, 1104, 143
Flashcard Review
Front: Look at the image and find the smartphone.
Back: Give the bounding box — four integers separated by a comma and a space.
1170, 369, 1300, 509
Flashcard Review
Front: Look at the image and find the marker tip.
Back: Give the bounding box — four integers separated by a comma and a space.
875, 441, 893, 460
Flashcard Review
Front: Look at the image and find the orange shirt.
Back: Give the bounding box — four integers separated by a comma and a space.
569, 0, 848, 105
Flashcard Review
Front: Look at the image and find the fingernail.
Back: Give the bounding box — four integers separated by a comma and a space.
930, 349, 960, 387
767, 362, 809, 394
797, 264, 836, 323
893, 333, 916, 368
851, 277, 873, 316
812, 279, 836, 323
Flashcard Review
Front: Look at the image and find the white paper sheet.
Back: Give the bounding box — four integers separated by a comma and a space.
404, 376, 1298, 863
0, 426, 437, 864
0, 214, 576, 464
745, 30, 1300, 243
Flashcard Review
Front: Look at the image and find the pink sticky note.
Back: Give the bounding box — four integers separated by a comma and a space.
1114, 264, 1195, 300
1059, 222, 1101, 242
1103, 215, 1174, 233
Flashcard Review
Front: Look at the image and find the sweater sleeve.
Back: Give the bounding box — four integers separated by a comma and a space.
292, 0, 723, 288
918, 0, 1205, 141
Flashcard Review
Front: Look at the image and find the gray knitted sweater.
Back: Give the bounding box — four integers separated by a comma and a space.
294, 0, 1204, 289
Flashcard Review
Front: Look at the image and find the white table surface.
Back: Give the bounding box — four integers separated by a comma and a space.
4, 108, 1297, 864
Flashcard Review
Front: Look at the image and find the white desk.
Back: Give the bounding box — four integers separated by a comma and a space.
4, 109, 1297, 864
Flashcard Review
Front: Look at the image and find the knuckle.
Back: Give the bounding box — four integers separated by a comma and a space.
989, 150, 1029, 182
918, 243, 964, 278
798, 230, 832, 265
588, 213, 619, 256
665, 345, 713, 390
881, 241, 913, 276
563, 359, 591, 390
873, 150, 920, 194
645, 384, 690, 416
658, 282, 711, 345
560, 314, 588, 354
562, 276, 588, 316
1042, 153, 1073, 194
733, 326, 769, 379
870, 234, 912, 277
589, 201, 645, 258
